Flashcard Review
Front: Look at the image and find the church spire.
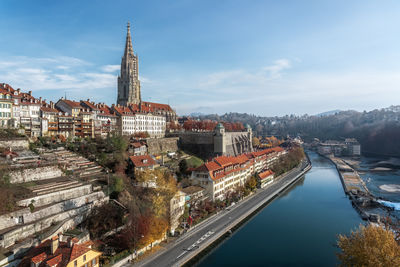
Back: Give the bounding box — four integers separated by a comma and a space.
124, 22, 134, 57
118, 22, 141, 106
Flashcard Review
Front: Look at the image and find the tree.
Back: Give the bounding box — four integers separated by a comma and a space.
178, 159, 189, 176
252, 137, 260, 147
337, 224, 400, 266
245, 176, 257, 192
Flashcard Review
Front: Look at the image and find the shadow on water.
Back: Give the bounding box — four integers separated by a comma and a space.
196, 152, 363, 267
277, 175, 305, 198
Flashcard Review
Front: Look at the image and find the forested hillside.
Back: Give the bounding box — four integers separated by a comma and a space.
195, 106, 400, 157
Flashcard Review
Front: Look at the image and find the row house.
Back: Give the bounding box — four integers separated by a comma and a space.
95, 103, 118, 136
130, 101, 177, 123
0, 87, 13, 127
17, 93, 42, 137
190, 147, 286, 201
56, 99, 94, 138
0, 84, 44, 136
81, 100, 118, 137
40, 102, 59, 136
0, 83, 169, 139
112, 104, 166, 138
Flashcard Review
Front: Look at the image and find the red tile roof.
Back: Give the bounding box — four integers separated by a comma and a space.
69, 243, 91, 262
129, 155, 156, 168
113, 105, 135, 116
31, 252, 47, 264
193, 147, 285, 181
81, 101, 98, 110
259, 170, 274, 179
62, 99, 82, 108
19, 236, 99, 267
97, 104, 116, 116
46, 254, 62, 267
129, 101, 174, 113
214, 156, 234, 167
41, 106, 59, 113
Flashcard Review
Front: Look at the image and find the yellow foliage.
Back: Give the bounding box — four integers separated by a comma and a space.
337, 224, 400, 267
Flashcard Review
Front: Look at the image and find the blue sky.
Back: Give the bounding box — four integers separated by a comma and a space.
1, 0, 400, 116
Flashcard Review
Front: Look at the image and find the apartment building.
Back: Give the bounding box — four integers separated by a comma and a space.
190, 147, 285, 201
0, 87, 13, 127
113, 104, 166, 137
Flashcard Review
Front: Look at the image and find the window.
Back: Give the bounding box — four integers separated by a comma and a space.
83, 255, 86, 261
74, 260, 77, 267
92, 258, 96, 266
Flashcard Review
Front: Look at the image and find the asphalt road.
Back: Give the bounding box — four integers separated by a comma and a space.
128, 161, 310, 267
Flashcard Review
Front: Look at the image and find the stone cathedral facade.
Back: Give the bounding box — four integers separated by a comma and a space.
116, 22, 177, 124
117, 22, 141, 106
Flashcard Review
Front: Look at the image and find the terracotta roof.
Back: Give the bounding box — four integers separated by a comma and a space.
129, 101, 174, 113
81, 100, 98, 110
97, 104, 116, 116
131, 142, 144, 148
41, 106, 58, 113
129, 155, 156, 168
259, 170, 274, 179
192, 147, 285, 182
113, 105, 135, 116
0, 88, 12, 95
19, 236, 99, 267
46, 254, 62, 267
61, 99, 82, 108
214, 156, 234, 167
31, 252, 47, 264
69, 243, 91, 262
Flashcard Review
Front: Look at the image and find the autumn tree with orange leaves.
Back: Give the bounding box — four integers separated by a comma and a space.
337, 224, 400, 266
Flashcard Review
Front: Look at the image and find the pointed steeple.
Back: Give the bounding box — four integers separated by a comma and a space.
124, 22, 134, 57
118, 22, 141, 106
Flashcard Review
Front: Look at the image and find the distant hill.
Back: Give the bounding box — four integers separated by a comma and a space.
193, 106, 400, 157
315, 110, 342, 117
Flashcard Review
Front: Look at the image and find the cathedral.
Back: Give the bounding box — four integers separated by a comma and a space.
117, 22, 141, 105
116, 22, 177, 123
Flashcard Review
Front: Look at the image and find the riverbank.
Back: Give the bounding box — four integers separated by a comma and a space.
178, 161, 312, 266
326, 154, 389, 222
197, 151, 363, 266
129, 159, 311, 267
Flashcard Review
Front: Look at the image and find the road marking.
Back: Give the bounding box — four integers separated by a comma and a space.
176, 231, 214, 259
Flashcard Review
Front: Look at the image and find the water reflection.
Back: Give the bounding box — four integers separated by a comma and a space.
198, 152, 362, 267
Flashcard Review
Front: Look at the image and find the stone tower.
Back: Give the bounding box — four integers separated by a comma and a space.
117, 22, 141, 106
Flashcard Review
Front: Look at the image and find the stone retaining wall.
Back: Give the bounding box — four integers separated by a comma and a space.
1, 205, 90, 248
146, 137, 179, 155
9, 165, 63, 183
0, 138, 29, 150
0, 191, 105, 230
17, 184, 92, 207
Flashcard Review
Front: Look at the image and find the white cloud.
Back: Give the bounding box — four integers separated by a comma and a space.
141, 60, 400, 115
0, 56, 115, 92
262, 58, 291, 79
101, 64, 120, 73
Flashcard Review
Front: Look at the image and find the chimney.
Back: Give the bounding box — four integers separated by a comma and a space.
50, 101, 54, 109
28, 91, 32, 96
50, 236, 59, 254
87, 99, 90, 102
17, 88, 20, 94
39, 97, 42, 103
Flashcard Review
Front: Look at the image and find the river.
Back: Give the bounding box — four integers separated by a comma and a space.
196, 152, 363, 266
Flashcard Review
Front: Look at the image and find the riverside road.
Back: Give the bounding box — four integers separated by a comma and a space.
128, 160, 310, 267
